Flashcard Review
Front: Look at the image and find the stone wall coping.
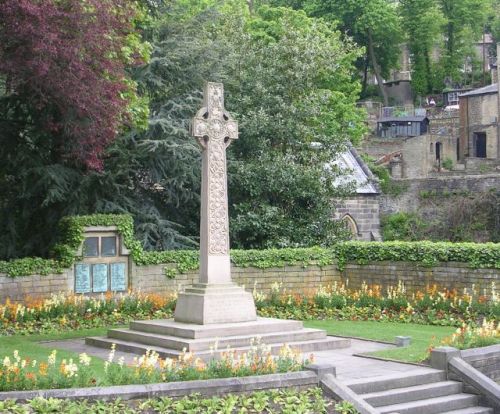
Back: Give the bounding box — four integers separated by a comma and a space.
449, 356, 500, 410
0, 370, 319, 402
320, 374, 378, 414
460, 344, 500, 360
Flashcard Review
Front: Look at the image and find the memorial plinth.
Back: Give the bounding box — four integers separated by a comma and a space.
86, 82, 349, 357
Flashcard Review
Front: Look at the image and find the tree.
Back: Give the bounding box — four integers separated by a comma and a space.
269, 0, 403, 105
437, 0, 491, 85
124, 2, 365, 250
0, 0, 149, 169
400, 0, 445, 96
0, 0, 149, 257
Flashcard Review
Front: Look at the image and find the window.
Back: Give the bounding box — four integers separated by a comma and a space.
83, 237, 99, 257
101, 236, 117, 257
448, 92, 459, 105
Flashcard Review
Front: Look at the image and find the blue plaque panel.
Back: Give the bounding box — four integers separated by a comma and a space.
75, 264, 91, 293
92, 263, 108, 293
110, 262, 126, 291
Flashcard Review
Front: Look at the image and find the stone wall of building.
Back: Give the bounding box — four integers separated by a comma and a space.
335, 195, 381, 241
1, 260, 497, 303
460, 92, 499, 159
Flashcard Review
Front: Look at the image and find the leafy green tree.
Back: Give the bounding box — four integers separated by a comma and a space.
437, 0, 491, 85
400, 0, 445, 96
126, 2, 365, 250
269, 0, 403, 105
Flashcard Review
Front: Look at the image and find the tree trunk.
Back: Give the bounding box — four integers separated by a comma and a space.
367, 28, 389, 106
362, 55, 369, 96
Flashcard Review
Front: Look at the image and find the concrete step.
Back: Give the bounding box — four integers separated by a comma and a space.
377, 393, 478, 414
85, 335, 350, 360
107, 327, 327, 352
438, 407, 494, 414
345, 370, 447, 394
130, 317, 304, 339
361, 381, 463, 407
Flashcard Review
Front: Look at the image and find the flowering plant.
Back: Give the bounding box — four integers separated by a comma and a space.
440, 320, 500, 349
0, 340, 311, 392
0, 350, 94, 392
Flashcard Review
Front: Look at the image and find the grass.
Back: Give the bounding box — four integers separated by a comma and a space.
0, 327, 115, 378
304, 320, 456, 363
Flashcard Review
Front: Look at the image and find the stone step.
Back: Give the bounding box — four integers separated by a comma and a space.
361, 381, 463, 407
130, 317, 304, 339
85, 335, 350, 360
345, 370, 446, 394
438, 407, 494, 414
107, 327, 327, 352
377, 393, 478, 414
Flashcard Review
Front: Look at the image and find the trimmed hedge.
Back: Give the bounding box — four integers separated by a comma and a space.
0, 214, 499, 277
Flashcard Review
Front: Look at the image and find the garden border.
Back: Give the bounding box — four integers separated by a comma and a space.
0, 367, 332, 402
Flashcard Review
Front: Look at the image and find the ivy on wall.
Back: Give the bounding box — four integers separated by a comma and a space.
0, 214, 499, 278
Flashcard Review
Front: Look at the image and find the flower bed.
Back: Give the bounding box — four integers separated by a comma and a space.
0, 388, 336, 414
0, 340, 310, 392
0, 281, 497, 336
440, 320, 500, 349
255, 281, 499, 327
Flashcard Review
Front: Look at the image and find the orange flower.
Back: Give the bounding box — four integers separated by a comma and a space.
38, 362, 48, 376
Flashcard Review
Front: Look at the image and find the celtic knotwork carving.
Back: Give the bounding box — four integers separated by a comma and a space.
191, 82, 238, 255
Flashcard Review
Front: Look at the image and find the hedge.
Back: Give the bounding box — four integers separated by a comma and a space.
0, 214, 499, 278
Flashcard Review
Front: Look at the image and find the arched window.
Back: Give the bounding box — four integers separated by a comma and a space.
430, 142, 434, 154
342, 214, 359, 239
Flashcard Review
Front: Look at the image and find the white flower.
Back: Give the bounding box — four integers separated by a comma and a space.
48, 350, 57, 365
79, 353, 91, 366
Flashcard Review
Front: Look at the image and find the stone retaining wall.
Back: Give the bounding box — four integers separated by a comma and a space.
1, 260, 497, 303
460, 345, 500, 383
341, 262, 498, 294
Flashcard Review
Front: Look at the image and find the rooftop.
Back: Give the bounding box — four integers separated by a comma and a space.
459, 83, 498, 97
332, 146, 379, 195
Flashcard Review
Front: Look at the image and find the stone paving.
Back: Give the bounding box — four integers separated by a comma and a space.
40, 336, 436, 382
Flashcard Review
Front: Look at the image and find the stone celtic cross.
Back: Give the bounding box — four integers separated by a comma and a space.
191, 82, 238, 284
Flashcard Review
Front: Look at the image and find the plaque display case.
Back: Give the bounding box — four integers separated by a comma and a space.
74, 226, 129, 294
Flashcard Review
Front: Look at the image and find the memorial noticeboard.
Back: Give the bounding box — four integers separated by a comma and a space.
75, 264, 91, 293
92, 263, 108, 293
110, 262, 127, 291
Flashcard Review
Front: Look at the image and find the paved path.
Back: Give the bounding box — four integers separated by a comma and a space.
313, 338, 437, 381
41, 336, 436, 381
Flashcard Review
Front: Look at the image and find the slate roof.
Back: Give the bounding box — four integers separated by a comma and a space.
333, 145, 379, 195
459, 83, 498, 97
378, 116, 429, 123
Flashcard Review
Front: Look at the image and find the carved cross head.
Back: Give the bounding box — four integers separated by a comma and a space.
191, 82, 238, 149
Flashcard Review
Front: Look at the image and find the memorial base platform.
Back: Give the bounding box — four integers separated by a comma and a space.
86, 317, 351, 360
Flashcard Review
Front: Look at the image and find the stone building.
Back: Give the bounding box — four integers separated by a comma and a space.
334, 146, 381, 241
458, 83, 499, 162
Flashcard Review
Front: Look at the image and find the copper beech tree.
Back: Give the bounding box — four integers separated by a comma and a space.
0, 0, 148, 170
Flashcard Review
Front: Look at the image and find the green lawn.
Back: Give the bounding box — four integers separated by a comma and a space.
0, 327, 114, 378
305, 320, 456, 363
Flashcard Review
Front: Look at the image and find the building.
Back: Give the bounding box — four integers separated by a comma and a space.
458, 83, 499, 162
376, 116, 429, 138
333, 146, 381, 241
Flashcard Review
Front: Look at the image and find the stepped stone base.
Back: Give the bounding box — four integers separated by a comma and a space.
86, 317, 351, 360
173, 283, 257, 324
